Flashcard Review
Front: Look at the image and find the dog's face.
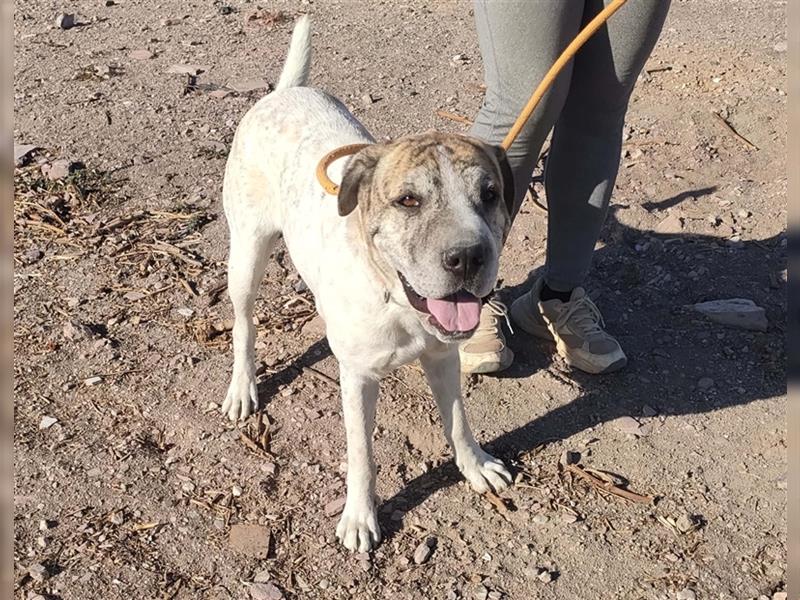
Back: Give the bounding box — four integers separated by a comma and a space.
338, 132, 514, 342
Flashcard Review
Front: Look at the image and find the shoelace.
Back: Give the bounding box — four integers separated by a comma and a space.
483, 299, 514, 335
554, 295, 605, 337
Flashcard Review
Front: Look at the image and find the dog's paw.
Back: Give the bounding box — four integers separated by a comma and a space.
336, 503, 381, 552
221, 371, 258, 421
458, 449, 512, 494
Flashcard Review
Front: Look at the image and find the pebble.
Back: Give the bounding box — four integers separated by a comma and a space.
83, 376, 103, 386
697, 377, 714, 390
14, 144, 38, 166
773, 40, 787, 53
253, 570, 271, 583
487, 591, 502, 600
29, 563, 48, 582
293, 279, 309, 293
39, 416, 58, 430
655, 213, 684, 234
167, 64, 209, 76
232, 485, 243, 497
228, 79, 270, 93
612, 415, 650, 437
38, 519, 53, 531
361, 93, 377, 107
560, 512, 578, 524
413, 536, 436, 564
130, 49, 154, 60
675, 513, 697, 533
558, 450, 580, 466
323, 496, 346, 517
229, 524, 271, 559
109, 511, 125, 525
773, 593, 788, 600
41, 158, 73, 180
474, 585, 489, 600
692, 298, 768, 332
676, 588, 696, 600
55, 13, 75, 29
532, 514, 549, 525
249, 582, 284, 600
536, 569, 554, 583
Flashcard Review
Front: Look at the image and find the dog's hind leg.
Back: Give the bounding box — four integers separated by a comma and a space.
420, 346, 512, 493
222, 226, 278, 421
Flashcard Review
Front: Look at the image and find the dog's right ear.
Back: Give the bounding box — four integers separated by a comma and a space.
338, 144, 385, 217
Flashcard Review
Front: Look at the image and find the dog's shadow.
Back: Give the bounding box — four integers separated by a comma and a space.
257, 185, 786, 544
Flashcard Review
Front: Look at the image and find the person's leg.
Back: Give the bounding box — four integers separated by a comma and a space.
461, 0, 583, 374
511, 0, 671, 374
543, 0, 671, 292
469, 0, 584, 217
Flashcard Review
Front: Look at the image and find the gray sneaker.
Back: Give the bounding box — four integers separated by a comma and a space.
459, 300, 515, 374
509, 278, 627, 374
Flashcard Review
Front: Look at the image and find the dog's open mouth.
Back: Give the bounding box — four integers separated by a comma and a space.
398, 272, 481, 337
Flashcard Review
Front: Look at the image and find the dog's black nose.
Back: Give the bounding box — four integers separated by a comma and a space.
442, 244, 485, 279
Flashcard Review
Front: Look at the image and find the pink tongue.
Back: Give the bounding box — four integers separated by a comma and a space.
426, 291, 481, 332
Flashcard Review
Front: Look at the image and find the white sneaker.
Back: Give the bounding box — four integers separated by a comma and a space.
459, 299, 514, 374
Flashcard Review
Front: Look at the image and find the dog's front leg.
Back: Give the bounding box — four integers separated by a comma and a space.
335, 365, 381, 552
420, 347, 512, 493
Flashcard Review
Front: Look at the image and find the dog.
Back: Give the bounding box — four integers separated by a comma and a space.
221, 16, 514, 552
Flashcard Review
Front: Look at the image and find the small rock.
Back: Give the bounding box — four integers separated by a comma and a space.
23, 248, 44, 264
209, 89, 232, 99
532, 514, 549, 525
536, 569, 554, 583
692, 298, 768, 331
773, 40, 787, 53
229, 524, 271, 559
323, 496, 346, 517
232, 485, 243, 497
559, 450, 580, 466
167, 64, 209, 76
14, 144, 38, 167
293, 279, 308, 293
253, 570, 271, 583
41, 158, 74, 180
613, 415, 648, 436
413, 536, 436, 564
361, 93, 378, 107
130, 49, 154, 60
62, 320, 93, 341
487, 591, 502, 600
177, 307, 195, 318
228, 79, 270, 93
676, 588, 696, 600
656, 213, 684, 234
773, 593, 787, 600
697, 377, 714, 390
38, 519, 53, 531
474, 585, 489, 600
249, 582, 284, 600
109, 511, 125, 525
675, 513, 697, 533
560, 512, 578, 524
39, 416, 58, 430
641, 404, 658, 417
83, 376, 103, 386
28, 563, 48, 582
55, 13, 75, 29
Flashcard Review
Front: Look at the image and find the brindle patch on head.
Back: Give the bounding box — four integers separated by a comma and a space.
338, 131, 514, 310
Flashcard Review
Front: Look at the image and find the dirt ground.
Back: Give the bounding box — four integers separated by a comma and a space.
12, 1, 788, 599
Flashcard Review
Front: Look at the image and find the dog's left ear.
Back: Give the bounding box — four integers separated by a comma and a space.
491, 145, 516, 219
338, 144, 386, 217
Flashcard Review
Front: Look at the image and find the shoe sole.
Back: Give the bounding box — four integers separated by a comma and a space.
510, 293, 627, 375
459, 346, 514, 374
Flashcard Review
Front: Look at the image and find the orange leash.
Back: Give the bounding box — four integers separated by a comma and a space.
316, 0, 629, 195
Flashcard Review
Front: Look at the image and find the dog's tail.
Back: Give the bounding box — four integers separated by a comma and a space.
276, 15, 312, 90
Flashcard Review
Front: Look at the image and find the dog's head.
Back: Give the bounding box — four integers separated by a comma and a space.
338, 132, 514, 342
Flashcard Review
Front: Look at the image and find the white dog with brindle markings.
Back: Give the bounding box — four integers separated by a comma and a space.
222, 16, 515, 552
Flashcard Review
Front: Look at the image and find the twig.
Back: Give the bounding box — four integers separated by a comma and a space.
484, 490, 512, 520
435, 110, 473, 126
566, 463, 654, 505
302, 366, 339, 389
711, 111, 758, 151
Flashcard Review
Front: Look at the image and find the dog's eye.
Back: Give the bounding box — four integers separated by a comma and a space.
395, 194, 420, 208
